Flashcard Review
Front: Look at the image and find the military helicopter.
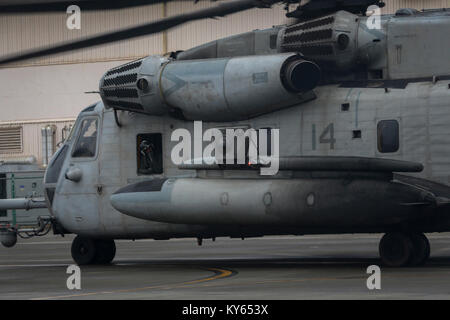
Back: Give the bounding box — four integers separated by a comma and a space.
1, 0, 450, 268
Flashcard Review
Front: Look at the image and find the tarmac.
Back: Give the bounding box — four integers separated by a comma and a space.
1, 233, 450, 299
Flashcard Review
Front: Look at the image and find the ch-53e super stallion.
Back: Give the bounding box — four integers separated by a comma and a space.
1, 0, 450, 268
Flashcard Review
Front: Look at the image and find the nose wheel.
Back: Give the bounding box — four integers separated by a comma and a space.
379, 232, 430, 267
71, 236, 116, 265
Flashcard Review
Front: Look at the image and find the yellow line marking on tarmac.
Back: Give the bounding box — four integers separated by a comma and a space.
32, 267, 233, 300
199, 276, 341, 289
194, 271, 450, 289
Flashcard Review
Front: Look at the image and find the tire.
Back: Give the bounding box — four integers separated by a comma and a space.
71, 236, 97, 265
379, 232, 413, 267
93, 239, 116, 264
409, 233, 430, 266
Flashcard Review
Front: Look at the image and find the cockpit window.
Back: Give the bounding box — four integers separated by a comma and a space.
65, 122, 76, 142
45, 145, 68, 184
72, 118, 98, 158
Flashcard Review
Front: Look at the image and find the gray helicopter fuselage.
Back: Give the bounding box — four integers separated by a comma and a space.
43, 76, 450, 240
2, 3, 449, 267
39, 8, 450, 241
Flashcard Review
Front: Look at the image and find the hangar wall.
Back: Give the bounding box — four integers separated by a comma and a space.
0, 2, 287, 67
1, 1, 449, 67
0, 0, 449, 165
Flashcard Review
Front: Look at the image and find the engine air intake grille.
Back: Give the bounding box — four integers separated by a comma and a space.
105, 60, 143, 77
103, 73, 138, 87
281, 14, 336, 56
283, 29, 333, 44
103, 88, 139, 98
284, 16, 335, 34
100, 59, 145, 113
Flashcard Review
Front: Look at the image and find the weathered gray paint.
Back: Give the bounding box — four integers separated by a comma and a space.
100, 53, 319, 121
110, 177, 432, 227
31, 8, 450, 241
47, 73, 450, 239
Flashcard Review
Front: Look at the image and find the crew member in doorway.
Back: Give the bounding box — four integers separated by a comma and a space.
139, 140, 160, 174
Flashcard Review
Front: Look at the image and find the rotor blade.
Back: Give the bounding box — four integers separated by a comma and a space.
286, 0, 385, 19
0, 0, 277, 65
0, 0, 192, 13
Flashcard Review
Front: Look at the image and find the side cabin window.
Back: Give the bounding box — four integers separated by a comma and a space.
137, 133, 163, 175
72, 118, 98, 158
377, 120, 399, 153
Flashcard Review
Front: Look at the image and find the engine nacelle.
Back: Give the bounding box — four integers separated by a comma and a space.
100, 53, 320, 121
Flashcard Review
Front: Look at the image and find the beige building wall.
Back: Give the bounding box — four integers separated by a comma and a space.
0, 60, 123, 121
0, 5, 164, 67
0, 119, 74, 164
166, 2, 289, 53
0, 0, 449, 165
1, 1, 449, 68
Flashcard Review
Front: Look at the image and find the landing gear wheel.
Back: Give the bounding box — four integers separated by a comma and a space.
409, 233, 430, 266
71, 236, 97, 265
93, 239, 116, 264
379, 232, 413, 267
